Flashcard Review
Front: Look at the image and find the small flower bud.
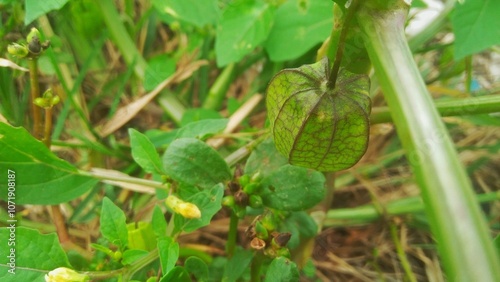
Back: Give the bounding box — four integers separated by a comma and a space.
251, 171, 263, 182
165, 195, 201, 219
244, 183, 262, 195
7, 43, 28, 58
44, 267, 89, 282
113, 251, 122, 261
249, 195, 263, 208
222, 195, 235, 207
26, 27, 41, 43
238, 174, 250, 187
34, 97, 49, 108
51, 95, 61, 106
255, 221, 268, 240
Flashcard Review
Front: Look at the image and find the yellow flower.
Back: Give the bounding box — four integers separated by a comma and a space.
45, 267, 89, 282
166, 195, 201, 219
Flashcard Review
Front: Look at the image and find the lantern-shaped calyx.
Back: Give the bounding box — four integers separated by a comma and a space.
266, 57, 371, 172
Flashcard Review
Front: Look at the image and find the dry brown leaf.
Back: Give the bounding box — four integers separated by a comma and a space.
0, 58, 28, 72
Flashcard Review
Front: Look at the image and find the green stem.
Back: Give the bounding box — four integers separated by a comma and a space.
389, 223, 417, 282
325, 191, 500, 227
226, 211, 239, 257
202, 63, 236, 110
408, 0, 456, 51
370, 94, 500, 124
357, 2, 500, 281
96, 0, 147, 78
124, 248, 159, 279
83, 170, 169, 190
328, 0, 360, 89
43, 107, 52, 147
250, 251, 264, 282
465, 56, 473, 93
28, 59, 42, 138
83, 249, 159, 281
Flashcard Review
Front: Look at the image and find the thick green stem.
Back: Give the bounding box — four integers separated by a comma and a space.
28, 59, 42, 138
357, 2, 500, 281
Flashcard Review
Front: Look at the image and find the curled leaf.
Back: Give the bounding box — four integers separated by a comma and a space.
266, 57, 371, 172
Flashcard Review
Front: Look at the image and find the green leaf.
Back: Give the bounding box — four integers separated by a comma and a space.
264, 0, 333, 61
173, 184, 224, 233
129, 128, 165, 175
162, 138, 231, 189
175, 119, 228, 140
152, 205, 167, 238
215, 0, 274, 66
181, 109, 222, 127
121, 249, 148, 265
144, 54, 176, 91
127, 222, 156, 251
451, 0, 500, 59
266, 57, 371, 172
223, 248, 253, 282
264, 257, 299, 282
160, 266, 191, 282
152, 0, 219, 28
158, 236, 179, 275
185, 257, 209, 282
145, 129, 179, 148
25, 0, 70, 25
260, 165, 325, 211
100, 197, 128, 249
281, 211, 318, 249
0, 123, 98, 205
0, 227, 70, 281
244, 138, 288, 179
411, 0, 427, 8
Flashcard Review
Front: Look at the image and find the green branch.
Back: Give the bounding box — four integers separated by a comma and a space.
357, 1, 500, 281
370, 94, 500, 124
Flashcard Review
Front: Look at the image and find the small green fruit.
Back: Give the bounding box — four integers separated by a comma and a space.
249, 195, 263, 208
243, 183, 262, 194
222, 195, 235, 207
238, 174, 250, 187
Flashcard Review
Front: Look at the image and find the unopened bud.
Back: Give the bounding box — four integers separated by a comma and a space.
7, 43, 28, 58
51, 95, 61, 106
34, 97, 49, 108
44, 267, 89, 282
165, 195, 201, 219
26, 27, 41, 43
